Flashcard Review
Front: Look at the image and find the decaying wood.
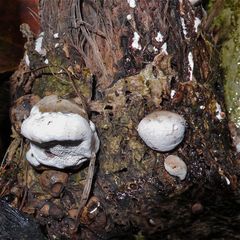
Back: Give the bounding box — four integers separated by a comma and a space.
1, 0, 240, 239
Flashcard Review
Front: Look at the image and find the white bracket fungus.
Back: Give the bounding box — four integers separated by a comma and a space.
137, 111, 186, 152
164, 155, 187, 180
21, 95, 100, 169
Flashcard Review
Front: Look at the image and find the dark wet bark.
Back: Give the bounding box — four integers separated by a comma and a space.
0, 199, 45, 240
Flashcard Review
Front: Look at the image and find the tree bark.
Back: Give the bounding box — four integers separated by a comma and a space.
3, 0, 240, 239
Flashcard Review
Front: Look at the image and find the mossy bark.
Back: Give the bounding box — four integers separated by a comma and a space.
209, 0, 240, 146
2, 0, 240, 239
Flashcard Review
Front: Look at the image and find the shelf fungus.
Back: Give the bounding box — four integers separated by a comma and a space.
164, 155, 187, 180
137, 111, 186, 152
21, 95, 100, 169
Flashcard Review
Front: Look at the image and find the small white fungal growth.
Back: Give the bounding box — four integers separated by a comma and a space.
180, 17, 187, 37
137, 111, 186, 152
188, 52, 194, 81
236, 142, 240, 153
161, 43, 168, 54
153, 46, 158, 53
194, 17, 201, 33
216, 102, 224, 120
132, 32, 142, 50
35, 32, 46, 56
155, 32, 163, 42
24, 54, 30, 66
127, 0, 136, 8
53, 33, 59, 38
55, 43, 60, 48
189, 0, 201, 5
127, 14, 132, 20
164, 155, 187, 180
44, 59, 49, 64
224, 176, 230, 185
21, 95, 100, 169
170, 90, 176, 99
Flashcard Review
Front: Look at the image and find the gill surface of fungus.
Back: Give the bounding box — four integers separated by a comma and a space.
164, 155, 187, 180
21, 95, 99, 169
137, 111, 186, 152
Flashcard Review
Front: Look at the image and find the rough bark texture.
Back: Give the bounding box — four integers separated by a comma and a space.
2, 0, 240, 239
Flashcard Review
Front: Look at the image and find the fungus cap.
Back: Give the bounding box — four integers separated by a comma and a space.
137, 111, 185, 152
164, 155, 187, 180
21, 107, 93, 143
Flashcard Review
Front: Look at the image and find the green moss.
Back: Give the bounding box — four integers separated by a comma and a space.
208, 0, 240, 37
209, 0, 240, 127
218, 1, 240, 127
32, 75, 73, 97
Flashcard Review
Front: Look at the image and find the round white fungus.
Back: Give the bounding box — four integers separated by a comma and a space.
137, 111, 186, 152
164, 155, 187, 180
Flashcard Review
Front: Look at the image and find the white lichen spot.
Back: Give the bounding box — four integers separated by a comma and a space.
44, 59, 49, 64
155, 31, 163, 42
224, 176, 231, 185
194, 17, 201, 33
53, 33, 59, 38
127, 14, 132, 20
24, 54, 30, 66
132, 32, 142, 50
236, 142, 240, 152
127, 0, 136, 8
189, 0, 200, 5
180, 17, 187, 37
35, 32, 46, 56
161, 42, 168, 54
216, 102, 224, 120
170, 90, 176, 99
188, 52, 194, 81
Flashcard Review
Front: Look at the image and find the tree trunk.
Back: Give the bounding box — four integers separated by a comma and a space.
2, 0, 240, 239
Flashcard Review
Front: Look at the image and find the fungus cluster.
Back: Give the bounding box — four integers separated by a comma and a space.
21, 96, 187, 180
137, 110, 187, 180
21, 95, 99, 169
